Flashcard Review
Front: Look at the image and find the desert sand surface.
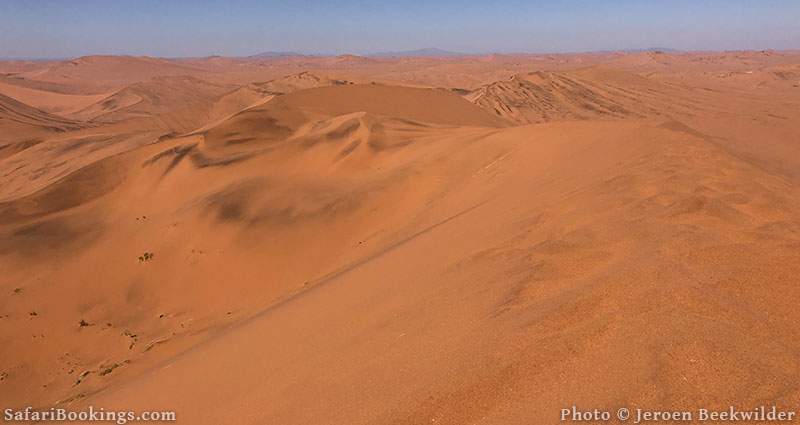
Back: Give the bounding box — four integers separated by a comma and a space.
1, 51, 800, 424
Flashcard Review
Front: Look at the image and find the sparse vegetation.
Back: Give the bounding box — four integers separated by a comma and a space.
123, 330, 138, 349
138, 252, 155, 263
74, 370, 92, 386
99, 362, 121, 376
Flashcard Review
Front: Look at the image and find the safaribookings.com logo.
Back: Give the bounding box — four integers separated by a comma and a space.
4, 406, 176, 424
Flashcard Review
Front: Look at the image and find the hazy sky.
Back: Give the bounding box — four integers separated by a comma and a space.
1, 0, 798, 58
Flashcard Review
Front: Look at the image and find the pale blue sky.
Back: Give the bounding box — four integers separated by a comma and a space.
1, 0, 798, 58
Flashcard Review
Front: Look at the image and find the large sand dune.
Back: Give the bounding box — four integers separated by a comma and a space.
1, 51, 799, 424
0, 93, 84, 148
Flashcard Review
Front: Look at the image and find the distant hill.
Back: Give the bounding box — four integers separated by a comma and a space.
619, 47, 678, 53
10, 55, 208, 93
249, 51, 305, 58
368, 48, 467, 57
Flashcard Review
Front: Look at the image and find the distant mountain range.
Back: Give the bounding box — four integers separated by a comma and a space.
367, 48, 468, 57
247, 48, 469, 59
247, 47, 679, 60
623, 47, 677, 53
248, 51, 306, 58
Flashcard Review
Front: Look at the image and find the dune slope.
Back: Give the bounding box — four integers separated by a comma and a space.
0, 93, 84, 149
66, 119, 800, 424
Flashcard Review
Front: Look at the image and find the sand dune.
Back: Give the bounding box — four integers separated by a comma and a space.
254, 71, 353, 95
67, 120, 800, 424
14, 56, 209, 92
464, 67, 710, 124
71, 76, 238, 132
0, 93, 84, 148
1, 51, 800, 424
276, 83, 508, 126
0, 78, 109, 116
465, 70, 634, 123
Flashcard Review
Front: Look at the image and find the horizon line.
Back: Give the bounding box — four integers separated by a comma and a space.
3, 46, 799, 62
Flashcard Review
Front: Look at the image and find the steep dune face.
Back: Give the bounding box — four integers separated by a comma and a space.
1, 53, 800, 424
72, 76, 238, 132
0, 93, 84, 147
0, 78, 110, 116
194, 72, 354, 133
0, 93, 81, 131
201, 83, 507, 152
